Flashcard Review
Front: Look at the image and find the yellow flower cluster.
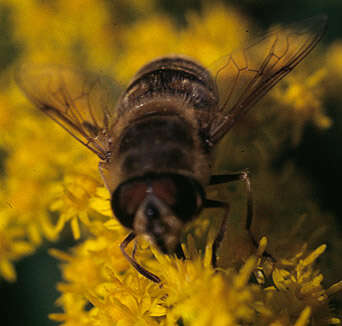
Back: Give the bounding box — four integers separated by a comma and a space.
48, 232, 342, 325
0, 0, 341, 324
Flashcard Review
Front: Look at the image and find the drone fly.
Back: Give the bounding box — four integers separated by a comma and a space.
16, 15, 327, 283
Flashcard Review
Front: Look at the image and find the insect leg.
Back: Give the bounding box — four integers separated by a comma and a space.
132, 239, 137, 259
204, 199, 230, 267
120, 232, 161, 283
210, 171, 275, 261
209, 170, 254, 243
175, 243, 186, 260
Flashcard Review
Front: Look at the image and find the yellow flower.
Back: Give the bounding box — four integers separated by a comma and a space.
49, 230, 260, 326
157, 243, 260, 326
49, 225, 342, 325
0, 211, 35, 281
49, 228, 165, 325
4, 0, 117, 67
89, 187, 113, 218
259, 244, 342, 325
50, 173, 103, 239
273, 68, 331, 132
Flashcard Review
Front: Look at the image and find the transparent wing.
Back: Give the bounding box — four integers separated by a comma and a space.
16, 64, 122, 160
208, 15, 327, 145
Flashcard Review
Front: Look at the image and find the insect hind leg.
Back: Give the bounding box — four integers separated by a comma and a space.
204, 199, 230, 267
210, 170, 253, 231
210, 170, 275, 262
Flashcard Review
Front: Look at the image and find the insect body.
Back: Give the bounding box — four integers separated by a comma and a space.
16, 16, 327, 283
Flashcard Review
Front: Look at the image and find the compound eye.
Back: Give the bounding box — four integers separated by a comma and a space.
111, 173, 205, 229
111, 180, 147, 228
151, 174, 204, 223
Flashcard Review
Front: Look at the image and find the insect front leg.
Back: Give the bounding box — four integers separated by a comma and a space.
120, 232, 161, 283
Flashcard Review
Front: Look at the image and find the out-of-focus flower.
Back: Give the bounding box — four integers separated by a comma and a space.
272, 68, 331, 144
49, 173, 102, 239
0, 209, 35, 281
